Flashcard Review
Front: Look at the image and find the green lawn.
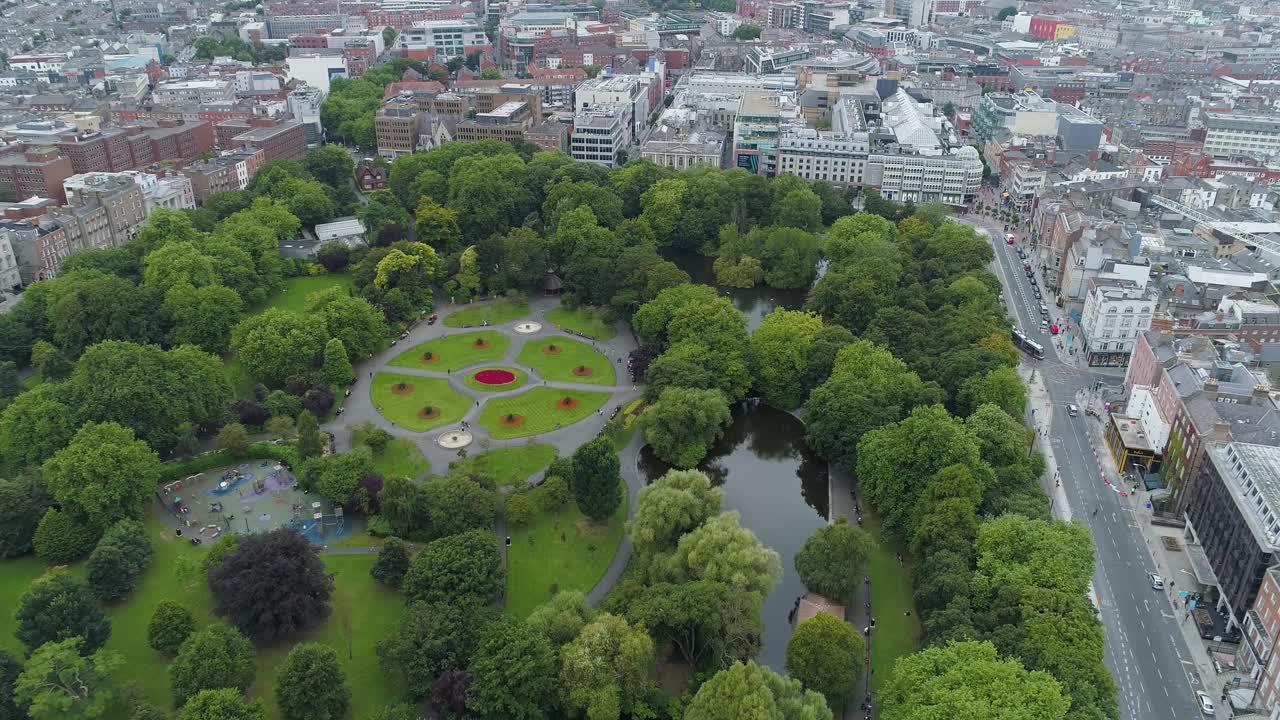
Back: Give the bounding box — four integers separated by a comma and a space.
862, 509, 921, 690
374, 439, 430, 480
463, 366, 528, 393
388, 331, 511, 372
450, 444, 558, 486
261, 274, 355, 314
546, 306, 616, 340
516, 338, 616, 386
444, 299, 530, 328
371, 373, 470, 432
506, 492, 627, 617
477, 387, 612, 439
0, 522, 406, 720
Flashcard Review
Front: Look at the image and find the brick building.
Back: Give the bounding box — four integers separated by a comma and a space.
53, 121, 215, 174
0, 146, 75, 202
231, 121, 308, 162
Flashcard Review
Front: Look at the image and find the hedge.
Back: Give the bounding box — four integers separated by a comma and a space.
159, 442, 302, 484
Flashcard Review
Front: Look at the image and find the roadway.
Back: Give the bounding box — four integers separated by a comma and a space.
963, 214, 1206, 720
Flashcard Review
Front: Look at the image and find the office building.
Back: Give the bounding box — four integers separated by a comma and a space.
1203, 113, 1280, 161
182, 149, 264, 205
570, 106, 630, 167
151, 78, 236, 105
375, 101, 424, 158
54, 122, 215, 174
232, 122, 308, 163
288, 85, 327, 147
455, 101, 536, 144
397, 19, 489, 59
0, 147, 75, 203
0, 231, 18, 291
285, 50, 348, 94
1079, 281, 1157, 367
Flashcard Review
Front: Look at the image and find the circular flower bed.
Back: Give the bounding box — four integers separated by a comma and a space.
418, 406, 441, 419
474, 369, 517, 385
500, 413, 526, 427
571, 365, 594, 377
558, 397, 580, 410
391, 382, 416, 395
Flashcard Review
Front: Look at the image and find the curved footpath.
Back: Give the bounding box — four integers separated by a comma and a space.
320, 296, 645, 604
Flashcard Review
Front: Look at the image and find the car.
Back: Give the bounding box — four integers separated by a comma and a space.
1150, 573, 1165, 590
1050, 323, 1059, 334
1039, 304, 1049, 316
1030, 276, 1038, 286
1196, 691, 1214, 715
1006, 233, 1017, 245
1033, 289, 1042, 299
1068, 404, 1079, 417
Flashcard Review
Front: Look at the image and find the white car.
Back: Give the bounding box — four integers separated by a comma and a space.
1149, 573, 1165, 590
1196, 690, 1214, 715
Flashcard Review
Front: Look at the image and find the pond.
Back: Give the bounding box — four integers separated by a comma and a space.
638, 404, 829, 673
663, 251, 811, 332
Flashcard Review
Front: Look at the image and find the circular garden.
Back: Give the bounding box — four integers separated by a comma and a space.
463, 366, 529, 392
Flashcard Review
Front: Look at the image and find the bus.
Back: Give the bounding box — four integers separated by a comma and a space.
1012, 327, 1045, 360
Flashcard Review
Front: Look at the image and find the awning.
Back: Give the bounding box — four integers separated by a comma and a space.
1186, 543, 1221, 587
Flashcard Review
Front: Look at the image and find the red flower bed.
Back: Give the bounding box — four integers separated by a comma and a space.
474, 369, 517, 385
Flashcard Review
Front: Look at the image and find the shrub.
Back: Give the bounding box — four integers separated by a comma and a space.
537, 475, 570, 511
33, 507, 97, 565
505, 492, 536, 526
370, 537, 411, 587
233, 399, 269, 427
302, 386, 335, 416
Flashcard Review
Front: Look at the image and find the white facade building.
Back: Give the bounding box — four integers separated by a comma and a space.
576, 75, 652, 142
151, 78, 236, 105
1080, 282, 1157, 366
285, 52, 348, 95
571, 106, 630, 167
0, 231, 20, 291
1204, 113, 1280, 160
398, 20, 488, 57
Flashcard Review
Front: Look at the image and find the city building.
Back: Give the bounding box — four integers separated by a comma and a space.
640, 118, 726, 170
1238, 567, 1280, 711
0, 231, 19, 291
570, 106, 630, 167
232, 121, 308, 162
455, 101, 536, 144
1203, 113, 1280, 162
182, 155, 258, 205
314, 216, 366, 249
356, 160, 387, 191
288, 85, 327, 147
576, 75, 651, 145
0, 221, 70, 283
285, 50, 348, 94
397, 19, 490, 59
375, 101, 424, 158
1079, 281, 1157, 366
150, 78, 236, 105
41, 173, 148, 277
1183, 442, 1280, 627
0, 147, 75, 203
52, 122, 215, 174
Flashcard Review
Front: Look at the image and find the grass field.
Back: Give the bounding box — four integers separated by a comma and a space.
449, 444, 558, 486
505, 491, 627, 617
477, 387, 612, 439
545, 307, 616, 340
388, 331, 510, 372
862, 509, 921, 689
263, 274, 355, 313
371, 373, 470, 432
516, 337, 616, 386
352, 425, 430, 480
463, 366, 529, 393
0, 522, 405, 720
444, 299, 530, 328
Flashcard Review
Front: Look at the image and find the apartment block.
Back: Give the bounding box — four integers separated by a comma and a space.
375, 101, 424, 158
232, 121, 308, 162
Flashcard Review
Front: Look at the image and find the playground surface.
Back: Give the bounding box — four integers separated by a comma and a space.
160, 461, 361, 544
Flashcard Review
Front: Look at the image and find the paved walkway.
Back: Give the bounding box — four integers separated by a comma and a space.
829, 466, 874, 720
320, 295, 644, 603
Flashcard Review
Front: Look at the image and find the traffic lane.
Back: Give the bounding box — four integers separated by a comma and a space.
1047, 378, 1202, 720
981, 227, 1050, 342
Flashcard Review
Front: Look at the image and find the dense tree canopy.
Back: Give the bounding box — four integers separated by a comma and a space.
402, 529, 503, 605
879, 641, 1068, 720
168, 623, 256, 707
630, 469, 723, 556
684, 661, 832, 720
207, 529, 334, 642
794, 518, 874, 604
15, 570, 111, 655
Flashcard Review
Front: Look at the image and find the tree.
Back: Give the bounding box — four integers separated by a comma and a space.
369, 536, 410, 587
0, 470, 54, 558
164, 283, 244, 352
318, 338, 354, 386
748, 309, 825, 409
794, 518, 874, 604
626, 580, 762, 669
879, 641, 1068, 720
414, 197, 464, 254
731, 22, 762, 39
168, 623, 256, 707
230, 309, 329, 387
86, 546, 135, 602
630, 469, 722, 556
668, 512, 781, 595
297, 410, 323, 458
640, 387, 732, 468
265, 415, 296, 443
41, 421, 161, 533
16, 570, 111, 655
402, 529, 503, 605
761, 227, 820, 289
786, 613, 864, 708
466, 616, 558, 720
774, 188, 823, 231
559, 614, 655, 720
13, 638, 120, 720
177, 690, 265, 720
300, 447, 376, 506
275, 644, 350, 720
0, 647, 23, 720
448, 245, 482, 301
216, 422, 249, 458
305, 288, 388, 360
527, 591, 596, 650
147, 600, 196, 655
0, 384, 76, 467
376, 601, 496, 699
143, 242, 218, 294
420, 474, 496, 540
569, 437, 622, 522
956, 366, 1026, 417
208, 529, 334, 643
996, 5, 1017, 19
856, 405, 989, 537
304, 144, 355, 187
684, 661, 831, 720
32, 508, 97, 565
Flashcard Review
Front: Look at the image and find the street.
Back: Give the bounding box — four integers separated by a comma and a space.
964, 213, 1207, 720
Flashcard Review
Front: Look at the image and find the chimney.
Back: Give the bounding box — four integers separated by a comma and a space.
1204, 377, 1219, 402
1212, 420, 1232, 443
1253, 384, 1272, 404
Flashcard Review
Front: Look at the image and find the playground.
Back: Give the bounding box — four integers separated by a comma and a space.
159, 461, 361, 545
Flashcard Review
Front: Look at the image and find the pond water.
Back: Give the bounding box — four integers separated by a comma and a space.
638, 404, 829, 673
663, 251, 810, 332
